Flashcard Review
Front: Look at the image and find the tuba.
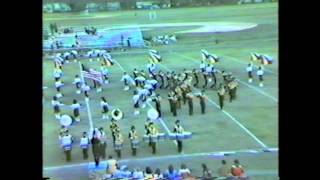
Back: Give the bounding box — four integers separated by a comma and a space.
111, 108, 123, 121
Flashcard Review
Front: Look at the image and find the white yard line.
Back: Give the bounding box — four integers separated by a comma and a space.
78, 62, 94, 131
43, 147, 278, 170
172, 52, 278, 103
157, 63, 269, 149
112, 59, 179, 147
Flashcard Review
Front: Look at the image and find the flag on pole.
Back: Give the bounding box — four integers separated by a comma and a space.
81, 64, 103, 83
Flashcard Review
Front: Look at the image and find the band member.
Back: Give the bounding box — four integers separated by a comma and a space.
72, 75, 82, 94
152, 94, 162, 117
202, 69, 208, 88
221, 70, 229, 83
100, 97, 110, 120
257, 66, 264, 87
173, 120, 184, 153
133, 90, 140, 115
114, 129, 124, 158
128, 125, 139, 156
165, 71, 171, 89
133, 68, 139, 85
192, 69, 199, 87
100, 63, 109, 84
186, 92, 194, 116
217, 84, 226, 110
168, 91, 178, 116
196, 90, 206, 114
121, 72, 132, 91
60, 130, 73, 162
80, 132, 90, 160
98, 127, 107, 159
147, 63, 157, 78
158, 70, 165, 89
81, 82, 90, 98
71, 99, 81, 122
174, 87, 182, 109
209, 65, 217, 89
148, 122, 159, 154
228, 78, 239, 102
246, 63, 253, 83
55, 78, 64, 97
59, 125, 68, 138
52, 96, 64, 119
53, 67, 63, 81
109, 119, 119, 144
200, 60, 206, 73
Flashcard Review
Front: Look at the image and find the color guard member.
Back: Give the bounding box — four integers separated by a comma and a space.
52, 96, 64, 119
100, 97, 110, 120
246, 63, 253, 83
257, 66, 264, 87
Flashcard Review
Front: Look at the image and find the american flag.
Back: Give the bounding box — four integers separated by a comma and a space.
81, 68, 103, 83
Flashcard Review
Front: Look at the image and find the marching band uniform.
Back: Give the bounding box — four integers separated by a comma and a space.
193, 69, 199, 87
52, 96, 63, 119
109, 120, 119, 144
222, 71, 229, 83
148, 123, 159, 154
128, 126, 139, 156
81, 83, 90, 98
53, 68, 63, 81
100, 97, 110, 120
71, 100, 81, 122
158, 71, 165, 89
257, 66, 264, 87
200, 61, 206, 73
80, 132, 90, 160
246, 63, 253, 83
173, 120, 185, 153
165, 72, 171, 89
55, 79, 64, 98
100, 64, 109, 84
98, 127, 107, 159
133, 68, 139, 86
197, 91, 206, 114
174, 87, 182, 109
73, 75, 82, 94
228, 79, 239, 102
60, 131, 73, 162
152, 94, 162, 117
114, 130, 124, 158
217, 84, 226, 110
133, 91, 140, 115
202, 70, 208, 88
121, 72, 132, 91
91, 130, 101, 167
186, 92, 194, 116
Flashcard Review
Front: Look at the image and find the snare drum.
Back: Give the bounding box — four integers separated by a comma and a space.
157, 133, 166, 141
176, 133, 184, 141
183, 132, 192, 139
143, 135, 150, 142
131, 140, 140, 148
150, 135, 158, 142
168, 133, 177, 140
114, 143, 123, 150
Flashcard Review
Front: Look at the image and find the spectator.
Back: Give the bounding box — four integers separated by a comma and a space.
144, 166, 154, 179
201, 163, 213, 179
106, 155, 117, 174
132, 167, 144, 179
218, 160, 231, 177
231, 159, 246, 178
154, 168, 164, 179
164, 164, 179, 180
178, 164, 191, 177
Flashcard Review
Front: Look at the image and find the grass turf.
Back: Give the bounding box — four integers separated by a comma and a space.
43, 2, 278, 179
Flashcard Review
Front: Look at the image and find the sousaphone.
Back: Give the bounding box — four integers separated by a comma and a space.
111, 108, 123, 121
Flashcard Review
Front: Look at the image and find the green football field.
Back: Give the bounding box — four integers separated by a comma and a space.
43, 2, 278, 179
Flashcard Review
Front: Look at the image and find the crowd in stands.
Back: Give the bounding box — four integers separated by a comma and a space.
90, 156, 248, 180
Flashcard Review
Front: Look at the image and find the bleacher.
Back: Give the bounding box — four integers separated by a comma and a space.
43, 27, 145, 51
